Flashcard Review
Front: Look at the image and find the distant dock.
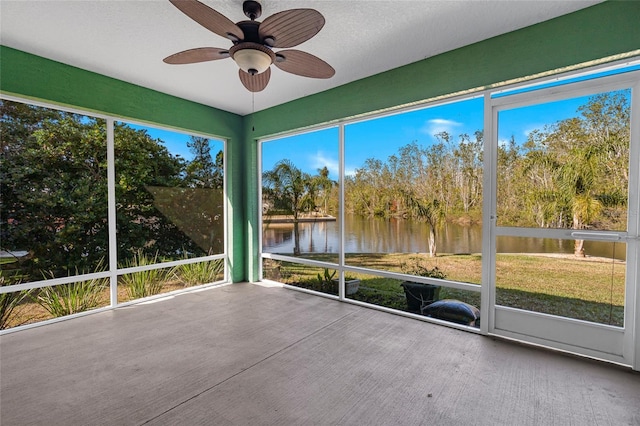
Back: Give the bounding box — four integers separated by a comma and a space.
263, 214, 337, 224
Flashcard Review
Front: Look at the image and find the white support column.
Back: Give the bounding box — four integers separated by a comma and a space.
223, 138, 230, 283
480, 92, 496, 335
339, 124, 346, 300
629, 81, 640, 371
106, 118, 118, 306
256, 139, 263, 282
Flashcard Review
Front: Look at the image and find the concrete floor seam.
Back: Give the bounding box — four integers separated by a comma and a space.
138, 311, 357, 425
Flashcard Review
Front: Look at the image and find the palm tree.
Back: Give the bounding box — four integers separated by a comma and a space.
314, 166, 334, 216
263, 159, 315, 255
403, 193, 445, 257
557, 146, 602, 257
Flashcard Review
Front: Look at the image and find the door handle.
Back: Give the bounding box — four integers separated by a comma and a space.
570, 232, 621, 241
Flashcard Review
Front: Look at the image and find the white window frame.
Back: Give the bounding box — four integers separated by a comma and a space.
485, 70, 640, 366
0, 95, 229, 334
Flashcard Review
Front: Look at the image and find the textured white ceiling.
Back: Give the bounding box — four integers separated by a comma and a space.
1, 0, 602, 115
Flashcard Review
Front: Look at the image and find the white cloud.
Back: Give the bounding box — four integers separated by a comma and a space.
523, 124, 544, 139
310, 151, 339, 177
309, 151, 356, 177
498, 138, 511, 148
421, 118, 463, 137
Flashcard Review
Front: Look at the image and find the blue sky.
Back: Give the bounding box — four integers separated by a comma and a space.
120, 65, 636, 179
262, 98, 484, 179
261, 64, 638, 179
121, 89, 614, 181
261, 95, 589, 179
497, 96, 588, 145
124, 122, 224, 161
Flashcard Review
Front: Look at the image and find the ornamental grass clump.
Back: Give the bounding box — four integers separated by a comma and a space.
36, 260, 108, 318
37, 277, 107, 317
120, 251, 167, 299
173, 258, 223, 287
0, 275, 32, 329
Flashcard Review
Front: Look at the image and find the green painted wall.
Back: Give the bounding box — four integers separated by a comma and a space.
244, 0, 640, 281
0, 46, 247, 282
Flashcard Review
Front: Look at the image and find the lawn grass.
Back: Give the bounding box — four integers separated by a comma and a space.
495, 253, 624, 326
4, 254, 624, 329
264, 252, 625, 326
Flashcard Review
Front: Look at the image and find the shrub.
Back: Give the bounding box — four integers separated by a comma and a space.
401, 257, 447, 279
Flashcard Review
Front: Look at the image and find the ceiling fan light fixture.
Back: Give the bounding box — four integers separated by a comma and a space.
230, 43, 275, 75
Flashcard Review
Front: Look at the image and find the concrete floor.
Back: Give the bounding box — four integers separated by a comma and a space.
1, 283, 639, 426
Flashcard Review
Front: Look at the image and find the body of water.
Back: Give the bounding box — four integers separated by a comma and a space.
263, 215, 626, 260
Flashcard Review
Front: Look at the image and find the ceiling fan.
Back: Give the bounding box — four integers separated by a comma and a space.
163, 0, 335, 92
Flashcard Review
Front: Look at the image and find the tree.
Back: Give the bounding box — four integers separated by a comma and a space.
0, 100, 213, 281
184, 136, 223, 189
501, 91, 631, 257
347, 158, 394, 218
496, 135, 522, 225
453, 131, 483, 213
403, 195, 445, 257
1, 104, 110, 277
314, 166, 334, 215
521, 149, 562, 228
173, 137, 224, 254
262, 159, 316, 255
578, 91, 630, 188
113, 123, 200, 261
557, 146, 602, 256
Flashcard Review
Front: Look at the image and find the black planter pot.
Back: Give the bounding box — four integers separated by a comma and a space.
400, 281, 441, 313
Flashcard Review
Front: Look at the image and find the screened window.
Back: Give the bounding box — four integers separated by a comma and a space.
0, 100, 227, 330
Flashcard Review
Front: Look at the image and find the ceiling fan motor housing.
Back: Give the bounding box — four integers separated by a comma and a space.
243, 0, 262, 20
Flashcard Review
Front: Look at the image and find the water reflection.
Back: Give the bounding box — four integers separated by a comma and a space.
263, 215, 626, 260
263, 221, 340, 254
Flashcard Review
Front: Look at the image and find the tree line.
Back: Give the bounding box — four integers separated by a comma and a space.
0, 100, 224, 283
263, 92, 630, 257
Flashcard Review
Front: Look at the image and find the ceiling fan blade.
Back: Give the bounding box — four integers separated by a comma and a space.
259, 9, 325, 48
274, 50, 335, 79
169, 0, 243, 41
163, 47, 230, 64
239, 67, 271, 92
